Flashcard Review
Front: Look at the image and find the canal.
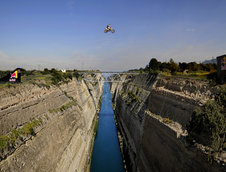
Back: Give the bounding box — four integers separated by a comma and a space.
90, 81, 124, 172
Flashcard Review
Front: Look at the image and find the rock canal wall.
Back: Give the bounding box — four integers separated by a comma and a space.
0, 74, 104, 172
110, 74, 223, 172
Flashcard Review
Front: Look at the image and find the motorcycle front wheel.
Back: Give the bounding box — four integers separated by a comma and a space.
104, 30, 108, 33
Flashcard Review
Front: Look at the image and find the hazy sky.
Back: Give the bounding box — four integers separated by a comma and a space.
0, 0, 226, 71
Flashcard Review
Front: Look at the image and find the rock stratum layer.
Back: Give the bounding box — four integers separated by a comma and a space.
0, 74, 104, 172
109, 74, 224, 172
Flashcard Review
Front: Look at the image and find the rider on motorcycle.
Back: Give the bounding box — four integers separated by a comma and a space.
106, 24, 111, 30
104, 24, 115, 33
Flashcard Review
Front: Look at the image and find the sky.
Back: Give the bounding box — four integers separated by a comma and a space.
0, 0, 226, 71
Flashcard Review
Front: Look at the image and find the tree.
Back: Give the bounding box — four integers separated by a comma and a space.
169, 58, 179, 74
179, 62, 189, 72
159, 62, 169, 71
188, 62, 199, 71
149, 58, 160, 71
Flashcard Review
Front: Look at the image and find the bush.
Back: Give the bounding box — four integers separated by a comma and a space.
187, 87, 226, 151
0, 70, 10, 78
0, 135, 9, 149
149, 70, 160, 75
128, 91, 141, 103
63, 72, 73, 80
215, 87, 226, 107
9, 129, 21, 144
73, 71, 81, 79
41, 68, 51, 75
128, 91, 136, 101
50, 70, 73, 85
207, 72, 217, 83
51, 70, 64, 85
163, 117, 171, 124
22, 70, 35, 76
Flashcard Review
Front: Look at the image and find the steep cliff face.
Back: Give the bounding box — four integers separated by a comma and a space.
110, 74, 224, 172
0, 74, 104, 172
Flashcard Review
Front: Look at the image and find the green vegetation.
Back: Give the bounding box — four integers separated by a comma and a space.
44, 114, 49, 120
125, 90, 141, 105
147, 58, 216, 73
128, 91, 141, 103
139, 58, 217, 81
49, 69, 73, 85
0, 83, 13, 89
98, 96, 102, 109
0, 68, 84, 88
187, 87, 226, 152
7, 69, 52, 88
91, 73, 96, 77
49, 100, 77, 113
0, 135, 8, 149
121, 92, 127, 101
63, 91, 74, 100
23, 118, 42, 135
0, 118, 42, 149
73, 70, 83, 80
18, 68, 74, 86
136, 88, 140, 95
112, 103, 116, 109
163, 117, 171, 124
94, 118, 98, 134
0, 70, 10, 78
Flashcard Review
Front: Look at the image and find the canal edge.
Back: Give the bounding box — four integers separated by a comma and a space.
114, 113, 128, 172
86, 93, 103, 172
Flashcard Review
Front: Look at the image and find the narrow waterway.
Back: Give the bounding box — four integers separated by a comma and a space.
90, 81, 124, 172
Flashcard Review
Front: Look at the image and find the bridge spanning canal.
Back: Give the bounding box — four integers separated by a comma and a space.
78, 70, 141, 75
78, 70, 146, 83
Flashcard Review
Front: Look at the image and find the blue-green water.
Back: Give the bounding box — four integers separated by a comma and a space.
90, 82, 124, 172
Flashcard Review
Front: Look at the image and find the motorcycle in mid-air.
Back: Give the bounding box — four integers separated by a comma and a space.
104, 24, 115, 33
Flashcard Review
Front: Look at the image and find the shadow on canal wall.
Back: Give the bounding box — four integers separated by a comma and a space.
109, 74, 224, 172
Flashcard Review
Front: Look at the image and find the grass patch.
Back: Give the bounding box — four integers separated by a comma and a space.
0, 83, 14, 89
0, 118, 42, 149
162, 117, 171, 124
48, 100, 77, 114
35, 76, 46, 80
160, 71, 217, 81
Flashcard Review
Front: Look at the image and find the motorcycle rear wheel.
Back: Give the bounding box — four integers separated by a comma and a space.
111, 29, 115, 33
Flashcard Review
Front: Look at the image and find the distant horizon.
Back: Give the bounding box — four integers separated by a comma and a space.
0, 56, 220, 71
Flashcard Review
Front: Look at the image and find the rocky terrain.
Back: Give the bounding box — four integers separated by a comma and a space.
0, 74, 104, 172
109, 74, 225, 172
